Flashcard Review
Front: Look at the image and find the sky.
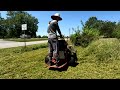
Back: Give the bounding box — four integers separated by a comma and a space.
1, 11, 120, 36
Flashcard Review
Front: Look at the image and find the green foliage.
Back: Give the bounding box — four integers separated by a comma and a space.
80, 28, 100, 47
1, 11, 39, 38
42, 35, 48, 38
0, 15, 7, 38
112, 23, 120, 39
84, 17, 98, 29
83, 28, 100, 37
70, 34, 78, 45
99, 21, 116, 38
70, 27, 100, 47
112, 29, 120, 39
37, 35, 41, 38
69, 16, 118, 47
84, 16, 116, 38
70, 27, 81, 45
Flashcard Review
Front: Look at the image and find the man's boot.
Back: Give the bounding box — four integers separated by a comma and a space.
55, 57, 60, 67
47, 56, 52, 66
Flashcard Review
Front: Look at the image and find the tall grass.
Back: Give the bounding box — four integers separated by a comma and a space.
78, 38, 120, 63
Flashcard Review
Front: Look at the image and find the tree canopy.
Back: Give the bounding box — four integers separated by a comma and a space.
0, 11, 39, 38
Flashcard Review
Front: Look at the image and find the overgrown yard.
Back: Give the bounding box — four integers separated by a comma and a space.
1, 38, 120, 79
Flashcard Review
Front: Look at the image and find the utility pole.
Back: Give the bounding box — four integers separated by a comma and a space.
0, 13, 1, 18
69, 28, 70, 37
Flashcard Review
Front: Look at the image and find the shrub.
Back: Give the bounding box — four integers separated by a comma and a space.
70, 28, 100, 47
37, 35, 41, 38
112, 26, 120, 39
80, 28, 100, 47
42, 35, 48, 38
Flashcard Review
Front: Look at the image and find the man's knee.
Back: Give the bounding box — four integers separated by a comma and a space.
53, 53, 58, 58
49, 53, 53, 57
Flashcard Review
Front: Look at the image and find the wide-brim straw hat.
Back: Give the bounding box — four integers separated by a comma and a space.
51, 13, 62, 21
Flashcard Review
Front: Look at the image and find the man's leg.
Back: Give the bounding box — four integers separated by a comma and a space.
48, 38, 53, 65
52, 38, 59, 66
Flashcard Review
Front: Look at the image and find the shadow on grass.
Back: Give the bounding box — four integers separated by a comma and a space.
49, 62, 79, 72
46, 46, 79, 72
69, 62, 79, 67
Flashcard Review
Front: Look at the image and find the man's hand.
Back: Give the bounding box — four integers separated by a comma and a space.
60, 35, 63, 38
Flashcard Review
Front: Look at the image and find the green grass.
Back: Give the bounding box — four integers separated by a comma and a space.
1, 38, 120, 79
4, 38, 48, 42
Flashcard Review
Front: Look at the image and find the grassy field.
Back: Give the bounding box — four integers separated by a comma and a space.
4, 38, 48, 42
1, 38, 120, 79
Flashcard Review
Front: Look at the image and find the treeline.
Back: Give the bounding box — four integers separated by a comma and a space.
70, 17, 120, 47
36, 35, 48, 38
0, 11, 39, 38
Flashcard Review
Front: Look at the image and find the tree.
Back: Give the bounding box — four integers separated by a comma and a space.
37, 35, 41, 38
99, 21, 116, 38
6, 11, 39, 38
42, 35, 48, 38
112, 22, 120, 38
83, 16, 116, 38
84, 17, 98, 29
0, 13, 7, 38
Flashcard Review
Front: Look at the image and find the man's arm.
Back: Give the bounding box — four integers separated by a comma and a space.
56, 23, 62, 38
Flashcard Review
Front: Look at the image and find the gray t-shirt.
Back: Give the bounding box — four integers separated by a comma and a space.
47, 20, 62, 38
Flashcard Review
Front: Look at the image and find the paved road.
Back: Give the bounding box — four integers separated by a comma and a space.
0, 39, 48, 49
0, 38, 69, 49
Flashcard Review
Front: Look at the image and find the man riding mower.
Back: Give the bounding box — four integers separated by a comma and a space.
45, 13, 77, 69
45, 37, 78, 69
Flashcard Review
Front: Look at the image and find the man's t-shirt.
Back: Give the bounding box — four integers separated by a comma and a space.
47, 20, 62, 39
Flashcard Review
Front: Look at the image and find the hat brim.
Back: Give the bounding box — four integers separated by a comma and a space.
51, 16, 62, 21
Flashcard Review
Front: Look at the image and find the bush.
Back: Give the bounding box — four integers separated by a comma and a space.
80, 28, 100, 47
70, 29, 81, 46
112, 27, 120, 39
37, 35, 41, 38
42, 35, 48, 38
70, 34, 81, 46
70, 28, 100, 47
